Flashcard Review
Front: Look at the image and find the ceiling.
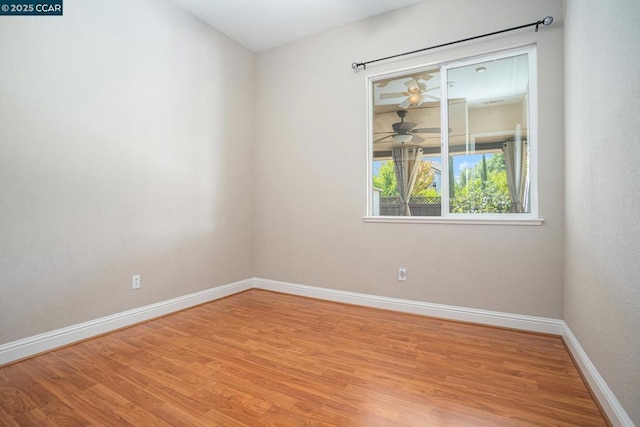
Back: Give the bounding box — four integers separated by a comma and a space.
170, 0, 425, 52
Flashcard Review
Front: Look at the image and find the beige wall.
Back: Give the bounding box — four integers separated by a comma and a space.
254, 0, 565, 318
564, 0, 640, 423
0, 0, 254, 343
1, 0, 638, 421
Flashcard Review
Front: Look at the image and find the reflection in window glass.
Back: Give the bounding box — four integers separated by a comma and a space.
372, 70, 442, 216
370, 48, 535, 218
447, 54, 530, 214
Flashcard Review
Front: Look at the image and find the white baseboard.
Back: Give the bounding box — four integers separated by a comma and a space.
0, 279, 253, 366
1, 277, 630, 426
253, 278, 565, 335
561, 323, 634, 427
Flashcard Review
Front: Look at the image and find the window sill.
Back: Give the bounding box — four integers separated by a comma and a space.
363, 216, 544, 226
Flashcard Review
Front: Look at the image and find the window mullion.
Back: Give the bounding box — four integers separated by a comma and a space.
440, 65, 450, 217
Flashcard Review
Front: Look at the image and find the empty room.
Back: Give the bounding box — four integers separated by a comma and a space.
1, 0, 638, 425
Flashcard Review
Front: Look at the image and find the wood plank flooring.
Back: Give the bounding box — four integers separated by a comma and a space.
0, 289, 608, 426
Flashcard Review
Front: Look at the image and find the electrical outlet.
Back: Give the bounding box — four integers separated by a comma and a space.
398, 267, 407, 282
132, 274, 141, 290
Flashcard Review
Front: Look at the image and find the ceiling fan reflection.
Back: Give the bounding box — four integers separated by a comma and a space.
374, 110, 442, 145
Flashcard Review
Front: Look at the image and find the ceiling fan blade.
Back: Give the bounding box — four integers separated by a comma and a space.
414, 72, 434, 81
374, 135, 394, 143
376, 71, 435, 89
398, 98, 411, 109
404, 78, 420, 91
411, 134, 425, 143
393, 121, 417, 134
380, 92, 407, 99
413, 127, 441, 134
375, 78, 395, 87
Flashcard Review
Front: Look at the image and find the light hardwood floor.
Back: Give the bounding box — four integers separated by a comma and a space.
0, 289, 608, 426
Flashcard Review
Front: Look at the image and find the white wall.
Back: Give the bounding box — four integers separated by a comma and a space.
564, 0, 640, 423
0, 0, 254, 343
254, 0, 565, 318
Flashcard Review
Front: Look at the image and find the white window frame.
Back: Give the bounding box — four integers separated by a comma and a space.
365, 46, 543, 225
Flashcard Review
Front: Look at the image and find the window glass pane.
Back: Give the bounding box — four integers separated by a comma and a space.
446, 54, 530, 214
372, 69, 442, 216
369, 48, 536, 219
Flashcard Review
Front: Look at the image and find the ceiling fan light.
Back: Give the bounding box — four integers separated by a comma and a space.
392, 134, 412, 144
408, 93, 422, 104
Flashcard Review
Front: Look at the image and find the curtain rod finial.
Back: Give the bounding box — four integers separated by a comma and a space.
543, 16, 554, 26
352, 62, 365, 72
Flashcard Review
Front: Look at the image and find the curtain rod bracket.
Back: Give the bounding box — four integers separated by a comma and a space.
351, 16, 553, 72
537, 16, 554, 32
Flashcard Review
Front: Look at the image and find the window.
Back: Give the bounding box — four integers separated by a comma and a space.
368, 47, 539, 223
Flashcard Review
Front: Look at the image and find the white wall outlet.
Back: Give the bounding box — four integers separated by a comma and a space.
131, 274, 141, 290
398, 267, 407, 281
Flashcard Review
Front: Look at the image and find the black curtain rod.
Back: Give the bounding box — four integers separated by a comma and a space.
351, 16, 554, 71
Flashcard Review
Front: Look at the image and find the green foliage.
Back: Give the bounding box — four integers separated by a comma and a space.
450, 153, 512, 213
448, 157, 454, 198
374, 153, 511, 212
486, 152, 507, 174
411, 160, 437, 197
373, 159, 440, 197
372, 160, 397, 196
416, 186, 440, 198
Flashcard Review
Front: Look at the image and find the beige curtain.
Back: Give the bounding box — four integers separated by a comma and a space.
502, 139, 529, 213
392, 147, 423, 216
